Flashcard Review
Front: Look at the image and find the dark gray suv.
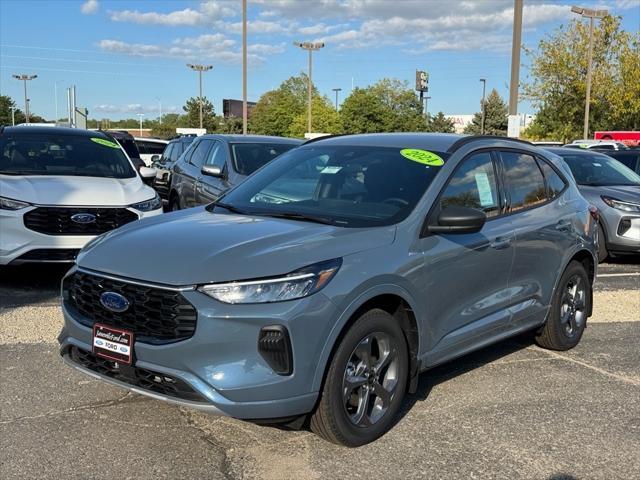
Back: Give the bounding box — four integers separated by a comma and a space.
169, 134, 301, 210
59, 134, 598, 447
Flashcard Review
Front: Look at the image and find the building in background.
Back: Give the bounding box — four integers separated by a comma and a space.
223, 99, 256, 119
445, 113, 534, 135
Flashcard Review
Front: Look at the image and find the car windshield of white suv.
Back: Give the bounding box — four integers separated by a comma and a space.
558, 151, 640, 186
0, 134, 136, 179
214, 145, 448, 227
231, 142, 299, 176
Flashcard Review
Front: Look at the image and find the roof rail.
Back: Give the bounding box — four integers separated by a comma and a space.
446, 135, 533, 153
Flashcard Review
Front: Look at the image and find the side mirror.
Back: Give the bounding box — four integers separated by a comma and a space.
428, 206, 486, 234
139, 166, 157, 179
150, 155, 160, 163
201, 165, 223, 177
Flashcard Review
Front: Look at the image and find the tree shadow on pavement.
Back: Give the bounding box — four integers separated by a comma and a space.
0, 264, 71, 310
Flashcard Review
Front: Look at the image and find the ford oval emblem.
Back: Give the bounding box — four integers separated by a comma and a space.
99, 291, 130, 313
71, 213, 96, 224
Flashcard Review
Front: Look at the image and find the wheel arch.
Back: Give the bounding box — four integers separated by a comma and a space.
553, 248, 596, 318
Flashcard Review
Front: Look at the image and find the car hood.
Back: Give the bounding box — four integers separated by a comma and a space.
77, 207, 397, 285
0, 175, 155, 206
579, 184, 640, 204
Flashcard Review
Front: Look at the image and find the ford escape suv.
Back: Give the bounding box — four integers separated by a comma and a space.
59, 134, 598, 447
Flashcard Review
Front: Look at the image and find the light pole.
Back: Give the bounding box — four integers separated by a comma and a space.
294, 41, 325, 134
156, 97, 162, 124
424, 96, 432, 121
12, 73, 37, 123
10, 106, 17, 126
242, 0, 248, 135
508, 0, 523, 137
479, 78, 487, 135
571, 5, 608, 139
187, 63, 213, 130
332, 88, 342, 110
137, 113, 144, 136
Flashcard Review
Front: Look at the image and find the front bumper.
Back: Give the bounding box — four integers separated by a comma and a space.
0, 206, 162, 265
58, 271, 338, 419
604, 214, 640, 254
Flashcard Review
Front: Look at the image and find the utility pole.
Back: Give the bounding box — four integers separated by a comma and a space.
479, 78, 487, 135
187, 64, 213, 130
508, 0, 523, 137
137, 113, 144, 136
424, 96, 431, 120
571, 5, 608, 139
157, 97, 162, 124
332, 88, 342, 110
242, 0, 248, 135
12, 74, 37, 123
10, 106, 17, 126
294, 41, 325, 134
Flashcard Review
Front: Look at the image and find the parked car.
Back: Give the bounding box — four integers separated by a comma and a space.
104, 131, 147, 175
596, 149, 640, 175
546, 147, 640, 261
169, 134, 302, 210
59, 133, 598, 446
565, 140, 629, 151
150, 135, 196, 204
134, 137, 168, 166
0, 126, 162, 264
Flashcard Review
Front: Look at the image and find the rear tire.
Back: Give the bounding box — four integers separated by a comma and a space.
536, 261, 590, 351
310, 309, 408, 447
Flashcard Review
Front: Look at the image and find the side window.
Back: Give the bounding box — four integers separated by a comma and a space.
500, 151, 547, 212
537, 159, 566, 199
161, 144, 173, 162
172, 142, 185, 161
147, 142, 166, 155
188, 140, 212, 167
137, 142, 148, 155
204, 141, 227, 168
440, 152, 501, 218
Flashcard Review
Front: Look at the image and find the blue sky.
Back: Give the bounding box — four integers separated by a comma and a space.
1, 0, 638, 121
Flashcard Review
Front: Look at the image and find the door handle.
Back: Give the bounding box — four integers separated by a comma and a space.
490, 236, 512, 250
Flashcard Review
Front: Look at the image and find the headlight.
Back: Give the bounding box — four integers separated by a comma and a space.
198, 258, 342, 304
130, 193, 162, 212
601, 196, 640, 213
0, 196, 31, 210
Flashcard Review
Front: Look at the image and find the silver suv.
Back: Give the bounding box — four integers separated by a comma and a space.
59, 134, 598, 447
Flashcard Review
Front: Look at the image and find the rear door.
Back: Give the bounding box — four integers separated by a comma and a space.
196, 140, 232, 205
176, 139, 213, 208
420, 151, 515, 362
498, 150, 572, 328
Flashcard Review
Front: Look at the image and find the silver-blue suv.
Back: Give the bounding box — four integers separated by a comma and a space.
59, 134, 598, 447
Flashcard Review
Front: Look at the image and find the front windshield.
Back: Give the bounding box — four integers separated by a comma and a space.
557, 151, 640, 186
231, 142, 299, 176
217, 145, 448, 227
0, 134, 136, 179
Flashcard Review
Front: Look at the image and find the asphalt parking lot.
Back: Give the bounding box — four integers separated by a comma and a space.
1, 258, 638, 479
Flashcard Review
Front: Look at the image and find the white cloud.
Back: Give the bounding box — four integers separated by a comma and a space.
108, 0, 236, 26
80, 0, 99, 15
615, 0, 639, 9
248, 43, 286, 55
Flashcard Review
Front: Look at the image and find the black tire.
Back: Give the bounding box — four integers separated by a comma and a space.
169, 194, 181, 212
597, 222, 608, 263
310, 309, 409, 447
536, 261, 590, 351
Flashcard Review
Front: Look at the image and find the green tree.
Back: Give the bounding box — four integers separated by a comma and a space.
183, 96, 217, 132
249, 73, 314, 136
463, 89, 508, 136
524, 15, 640, 141
0, 95, 28, 125
288, 96, 342, 137
340, 87, 389, 134
426, 111, 455, 133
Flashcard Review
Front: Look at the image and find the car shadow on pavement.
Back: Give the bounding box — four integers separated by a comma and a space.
0, 264, 71, 310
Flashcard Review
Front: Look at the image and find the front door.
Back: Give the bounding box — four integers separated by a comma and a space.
196, 140, 231, 205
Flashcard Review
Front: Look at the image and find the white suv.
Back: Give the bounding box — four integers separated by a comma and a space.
0, 126, 163, 265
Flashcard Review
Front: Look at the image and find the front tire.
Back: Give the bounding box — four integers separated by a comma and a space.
536, 261, 590, 351
311, 309, 408, 447
169, 194, 181, 212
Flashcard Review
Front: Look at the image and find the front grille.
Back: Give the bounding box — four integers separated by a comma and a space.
24, 207, 138, 235
63, 271, 197, 344
16, 248, 79, 262
67, 346, 206, 402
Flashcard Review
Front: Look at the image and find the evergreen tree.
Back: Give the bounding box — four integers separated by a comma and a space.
464, 89, 508, 136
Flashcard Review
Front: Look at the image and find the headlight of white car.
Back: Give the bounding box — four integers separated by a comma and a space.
0, 196, 31, 210
601, 196, 640, 213
130, 193, 162, 212
198, 258, 342, 304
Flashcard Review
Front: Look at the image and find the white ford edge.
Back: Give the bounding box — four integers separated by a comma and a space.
0, 126, 163, 265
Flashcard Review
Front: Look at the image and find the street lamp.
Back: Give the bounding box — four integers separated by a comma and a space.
187, 63, 213, 130
293, 41, 325, 134
10, 106, 17, 126
332, 88, 342, 110
571, 5, 608, 139
479, 78, 487, 135
137, 113, 145, 136
12, 73, 37, 123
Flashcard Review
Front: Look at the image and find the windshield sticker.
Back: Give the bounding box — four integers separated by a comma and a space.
400, 149, 444, 166
475, 173, 495, 207
91, 138, 120, 149
320, 166, 343, 174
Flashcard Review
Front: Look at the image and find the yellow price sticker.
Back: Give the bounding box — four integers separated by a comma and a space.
400, 149, 444, 166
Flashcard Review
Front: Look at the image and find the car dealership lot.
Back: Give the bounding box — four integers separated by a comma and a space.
1, 260, 638, 479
